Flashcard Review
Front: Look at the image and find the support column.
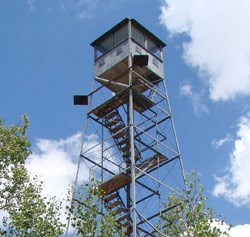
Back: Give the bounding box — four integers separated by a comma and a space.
128, 54, 137, 237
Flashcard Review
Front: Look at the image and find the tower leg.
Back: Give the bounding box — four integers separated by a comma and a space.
128, 52, 137, 237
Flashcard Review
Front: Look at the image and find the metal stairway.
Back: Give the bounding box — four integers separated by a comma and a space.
87, 84, 167, 234
103, 191, 132, 235
103, 110, 140, 162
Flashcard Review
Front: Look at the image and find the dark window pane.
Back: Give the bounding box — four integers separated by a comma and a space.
114, 26, 128, 46
147, 37, 161, 58
131, 26, 144, 46
96, 36, 113, 57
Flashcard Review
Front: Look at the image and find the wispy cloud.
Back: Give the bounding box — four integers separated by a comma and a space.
60, 1, 66, 12
180, 82, 208, 115
160, 0, 250, 101
213, 113, 250, 207
56, 0, 124, 19
212, 133, 233, 149
27, 0, 35, 11
77, 0, 98, 19
25, 0, 124, 19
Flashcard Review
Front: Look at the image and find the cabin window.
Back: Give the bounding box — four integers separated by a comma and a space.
114, 25, 128, 47
94, 23, 163, 60
131, 26, 145, 47
96, 35, 113, 58
147, 37, 161, 58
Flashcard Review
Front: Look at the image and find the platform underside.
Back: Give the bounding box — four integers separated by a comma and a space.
90, 88, 155, 118
98, 154, 168, 195
96, 58, 163, 93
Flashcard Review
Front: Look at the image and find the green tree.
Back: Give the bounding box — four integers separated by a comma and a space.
6, 174, 65, 236
0, 116, 65, 236
68, 180, 125, 237
0, 115, 31, 212
159, 171, 230, 237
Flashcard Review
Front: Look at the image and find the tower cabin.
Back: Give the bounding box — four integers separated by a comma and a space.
91, 18, 166, 93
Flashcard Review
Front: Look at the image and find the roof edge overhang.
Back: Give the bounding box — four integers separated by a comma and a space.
90, 18, 166, 48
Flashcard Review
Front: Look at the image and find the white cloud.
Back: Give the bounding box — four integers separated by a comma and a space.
180, 82, 208, 115
210, 220, 230, 236
24, 132, 84, 228
211, 222, 250, 237
230, 224, 250, 237
212, 133, 233, 149
26, 132, 119, 199
81, 133, 120, 175
213, 114, 250, 207
26, 132, 82, 199
160, 0, 250, 101
26, 133, 81, 198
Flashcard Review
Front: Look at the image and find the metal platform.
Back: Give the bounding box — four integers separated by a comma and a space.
90, 88, 155, 118
95, 58, 163, 93
98, 153, 167, 195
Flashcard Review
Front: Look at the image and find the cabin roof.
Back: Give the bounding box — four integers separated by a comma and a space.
90, 18, 166, 48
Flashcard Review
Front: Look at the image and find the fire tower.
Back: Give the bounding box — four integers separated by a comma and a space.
73, 18, 186, 236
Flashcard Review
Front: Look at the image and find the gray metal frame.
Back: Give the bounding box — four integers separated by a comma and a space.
67, 18, 186, 237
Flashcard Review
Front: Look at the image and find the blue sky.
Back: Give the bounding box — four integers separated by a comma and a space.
1, 0, 250, 236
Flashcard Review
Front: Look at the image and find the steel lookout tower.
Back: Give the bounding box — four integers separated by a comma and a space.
72, 18, 186, 237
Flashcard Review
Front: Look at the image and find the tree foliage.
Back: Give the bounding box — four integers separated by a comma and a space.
5, 175, 65, 236
0, 117, 231, 236
68, 180, 125, 237
159, 171, 230, 237
0, 116, 65, 236
0, 115, 31, 212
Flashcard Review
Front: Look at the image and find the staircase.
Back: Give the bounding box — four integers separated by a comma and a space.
103, 110, 140, 163
103, 191, 132, 235
89, 85, 167, 235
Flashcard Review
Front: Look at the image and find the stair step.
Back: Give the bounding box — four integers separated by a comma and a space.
113, 130, 127, 139
117, 214, 129, 223
121, 144, 130, 153
106, 200, 121, 209
105, 111, 117, 120
123, 153, 140, 161
110, 125, 124, 134
106, 118, 120, 127
104, 193, 117, 202
123, 152, 130, 159
112, 207, 124, 215
121, 221, 130, 228
124, 226, 133, 235
117, 138, 129, 146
